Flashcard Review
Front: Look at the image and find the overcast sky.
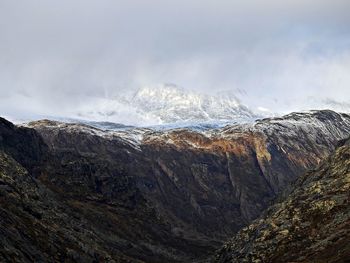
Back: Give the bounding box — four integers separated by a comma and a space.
1, 0, 350, 122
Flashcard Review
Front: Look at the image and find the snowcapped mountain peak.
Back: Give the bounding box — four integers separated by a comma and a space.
129, 84, 256, 123
134, 84, 184, 100
73, 84, 261, 126
132, 84, 242, 108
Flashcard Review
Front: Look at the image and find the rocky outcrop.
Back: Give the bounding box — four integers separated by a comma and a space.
215, 138, 350, 262
0, 110, 350, 262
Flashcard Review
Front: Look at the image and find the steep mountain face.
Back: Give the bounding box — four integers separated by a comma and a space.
0, 118, 206, 263
0, 117, 48, 174
0, 151, 140, 263
0, 119, 133, 262
138, 110, 350, 227
1, 110, 350, 262
215, 137, 350, 263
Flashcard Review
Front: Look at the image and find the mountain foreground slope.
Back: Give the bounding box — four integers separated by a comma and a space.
215, 137, 350, 263
0, 110, 349, 262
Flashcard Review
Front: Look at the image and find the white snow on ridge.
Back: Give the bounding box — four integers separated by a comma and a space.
73, 84, 262, 126
22, 110, 350, 153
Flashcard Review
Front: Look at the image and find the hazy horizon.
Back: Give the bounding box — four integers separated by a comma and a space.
1, 0, 350, 124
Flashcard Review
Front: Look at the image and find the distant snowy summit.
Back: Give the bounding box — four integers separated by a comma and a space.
75, 84, 264, 126
131, 85, 258, 123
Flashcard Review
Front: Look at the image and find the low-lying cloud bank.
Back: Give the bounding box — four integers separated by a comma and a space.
1, 0, 350, 124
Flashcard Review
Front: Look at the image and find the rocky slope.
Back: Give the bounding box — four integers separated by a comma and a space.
0, 110, 350, 262
0, 151, 142, 263
0, 118, 206, 263
215, 137, 350, 263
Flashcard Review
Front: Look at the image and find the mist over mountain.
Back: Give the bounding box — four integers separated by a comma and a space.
73, 84, 266, 126
1, 0, 350, 124
1, 1, 350, 262
5, 84, 350, 127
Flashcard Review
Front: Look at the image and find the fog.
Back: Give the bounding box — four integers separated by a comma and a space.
1, 0, 350, 123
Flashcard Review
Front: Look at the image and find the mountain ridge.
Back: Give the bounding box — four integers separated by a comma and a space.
1, 110, 350, 262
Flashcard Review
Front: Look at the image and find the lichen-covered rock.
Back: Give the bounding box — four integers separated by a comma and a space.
215, 138, 350, 263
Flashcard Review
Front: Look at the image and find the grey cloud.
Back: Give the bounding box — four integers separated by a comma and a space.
0, 0, 350, 122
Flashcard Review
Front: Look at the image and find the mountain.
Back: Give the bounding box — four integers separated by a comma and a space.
0, 110, 350, 262
215, 137, 350, 263
0, 118, 142, 263
75, 85, 261, 125
129, 85, 259, 123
